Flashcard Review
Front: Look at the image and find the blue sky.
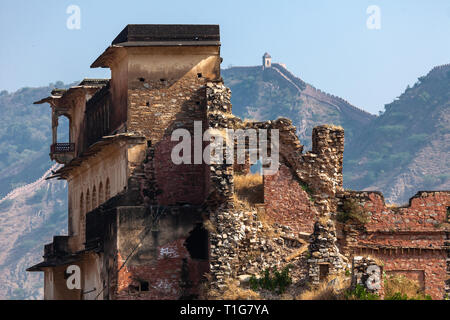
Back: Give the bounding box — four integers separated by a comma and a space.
1, 0, 449, 114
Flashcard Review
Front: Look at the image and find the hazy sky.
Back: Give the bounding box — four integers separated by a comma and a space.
1, 0, 449, 114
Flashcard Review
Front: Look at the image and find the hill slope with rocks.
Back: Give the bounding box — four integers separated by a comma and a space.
344, 64, 450, 203
0, 84, 69, 299
0, 167, 67, 299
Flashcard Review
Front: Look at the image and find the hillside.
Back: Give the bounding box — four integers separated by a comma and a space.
0, 167, 67, 299
0, 84, 69, 299
222, 64, 375, 148
344, 64, 450, 203
0, 82, 72, 197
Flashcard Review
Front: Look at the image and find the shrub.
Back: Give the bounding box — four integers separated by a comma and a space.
388, 152, 412, 165
345, 284, 379, 300
249, 265, 293, 294
378, 125, 406, 136
407, 133, 429, 145
299, 181, 313, 195
336, 199, 369, 225
385, 292, 408, 300
299, 181, 314, 202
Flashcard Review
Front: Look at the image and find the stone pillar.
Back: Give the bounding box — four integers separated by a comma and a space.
205, 81, 234, 208
52, 108, 58, 145
311, 125, 344, 194
307, 220, 346, 286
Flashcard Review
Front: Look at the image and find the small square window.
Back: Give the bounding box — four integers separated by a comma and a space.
139, 280, 149, 292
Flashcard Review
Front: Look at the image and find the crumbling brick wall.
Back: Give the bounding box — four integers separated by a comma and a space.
115, 238, 208, 300
264, 163, 318, 233
378, 251, 445, 299
342, 191, 449, 232
338, 190, 450, 299
262, 124, 344, 233
88, 205, 208, 300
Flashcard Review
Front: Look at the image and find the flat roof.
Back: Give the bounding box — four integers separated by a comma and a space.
112, 24, 220, 45
91, 24, 221, 68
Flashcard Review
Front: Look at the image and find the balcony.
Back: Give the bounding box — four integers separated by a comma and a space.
50, 143, 75, 164
51, 143, 75, 153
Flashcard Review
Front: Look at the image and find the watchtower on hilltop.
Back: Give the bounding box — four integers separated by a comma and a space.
262, 52, 272, 69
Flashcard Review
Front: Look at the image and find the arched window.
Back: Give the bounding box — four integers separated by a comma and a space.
56, 115, 70, 143
86, 189, 91, 213
92, 186, 97, 209
52, 113, 70, 147
99, 182, 104, 204
105, 178, 111, 200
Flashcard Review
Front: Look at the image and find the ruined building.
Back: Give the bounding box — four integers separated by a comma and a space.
28, 25, 450, 300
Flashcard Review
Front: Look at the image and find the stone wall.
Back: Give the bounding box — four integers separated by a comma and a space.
127, 76, 209, 206
205, 81, 234, 209
208, 207, 310, 297
295, 126, 344, 215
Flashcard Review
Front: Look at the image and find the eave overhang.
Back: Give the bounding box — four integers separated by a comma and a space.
90, 41, 221, 69
46, 133, 146, 180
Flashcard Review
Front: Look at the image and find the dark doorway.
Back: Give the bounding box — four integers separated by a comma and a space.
319, 264, 330, 280
184, 223, 209, 260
